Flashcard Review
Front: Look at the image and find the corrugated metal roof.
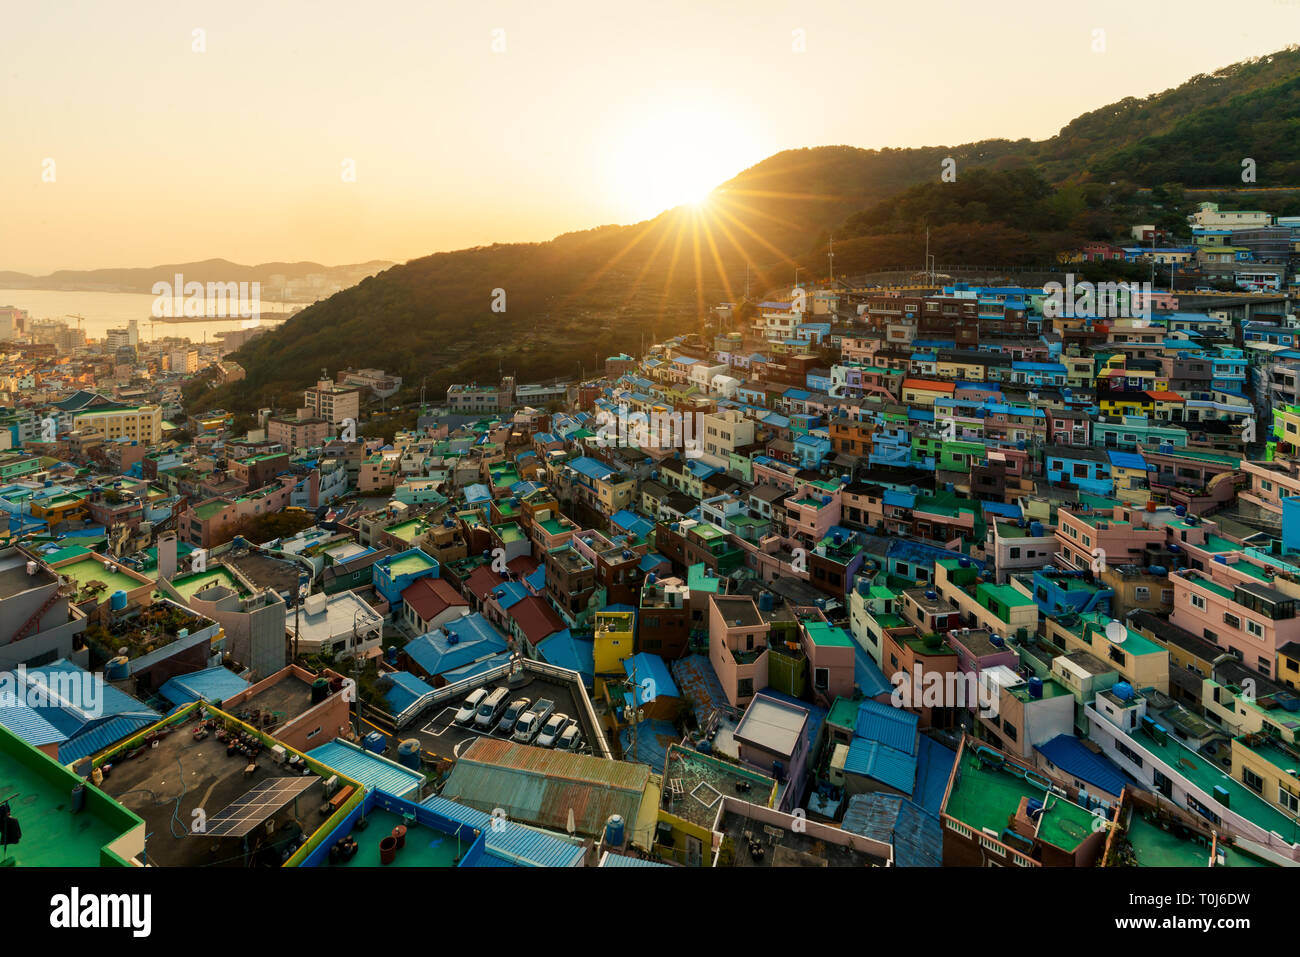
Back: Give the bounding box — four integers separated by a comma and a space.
0, 703, 68, 747
420, 794, 584, 867
600, 851, 670, 867
158, 666, 250, 706
1036, 734, 1129, 797
440, 737, 649, 837
844, 738, 917, 794
841, 793, 940, 867
59, 712, 160, 764
307, 739, 425, 799
854, 698, 919, 755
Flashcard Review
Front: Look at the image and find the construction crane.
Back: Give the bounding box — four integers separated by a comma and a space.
64, 314, 87, 331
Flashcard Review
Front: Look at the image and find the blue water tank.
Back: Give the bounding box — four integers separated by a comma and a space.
1030, 522, 1044, 537
385, 645, 398, 665
647, 573, 657, 586
958, 556, 971, 567
1113, 682, 1134, 701
990, 634, 1004, 647
759, 592, 774, 611
110, 590, 128, 611
105, 655, 129, 681
1214, 554, 1228, 564
1175, 505, 1187, 516
1028, 677, 1044, 699
363, 731, 386, 754
857, 580, 870, 597
1148, 566, 1167, 576
605, 814, 626, 847
397, 739, 422, 770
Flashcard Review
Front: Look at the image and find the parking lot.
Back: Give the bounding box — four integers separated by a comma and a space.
386, 674, 600, 762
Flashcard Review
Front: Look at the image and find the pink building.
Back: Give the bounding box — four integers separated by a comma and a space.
1169, 569, 1300, 678
708, 594, 770, 706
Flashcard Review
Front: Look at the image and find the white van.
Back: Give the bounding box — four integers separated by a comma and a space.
473, 687, 510, 728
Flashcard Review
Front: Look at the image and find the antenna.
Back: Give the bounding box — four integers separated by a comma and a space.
828, 235, 834, 281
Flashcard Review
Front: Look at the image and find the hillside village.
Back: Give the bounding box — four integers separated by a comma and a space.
5, 201, 1300, 870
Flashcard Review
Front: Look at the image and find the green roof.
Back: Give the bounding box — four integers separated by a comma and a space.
946, 749, 1095, 853
804, 621, 853, 648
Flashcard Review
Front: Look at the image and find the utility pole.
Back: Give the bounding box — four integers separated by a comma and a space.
828, 235, 834, 282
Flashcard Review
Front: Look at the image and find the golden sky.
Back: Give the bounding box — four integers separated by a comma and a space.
2, 0, 1297, 273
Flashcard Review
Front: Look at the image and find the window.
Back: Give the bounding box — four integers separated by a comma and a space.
1135, 586, 1150, 601
1247, 620, 1264, 638
1190, 594, 1206, 611
1223, 613, 1240, 630
1280, 787, 1300, 814
1115, 740, 1144, 767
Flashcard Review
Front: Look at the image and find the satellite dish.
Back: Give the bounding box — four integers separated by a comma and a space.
1105, 619, 1127, 644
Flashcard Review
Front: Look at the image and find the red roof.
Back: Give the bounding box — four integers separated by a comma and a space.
509, 595, 565, 645
900, 378, 955, 393
402, 576, 467, 621
465, 564, 501, 602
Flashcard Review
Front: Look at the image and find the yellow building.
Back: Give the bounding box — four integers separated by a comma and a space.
1046, 613, 1169, 694
593, 609, 635, 677
72, 405, 163, 446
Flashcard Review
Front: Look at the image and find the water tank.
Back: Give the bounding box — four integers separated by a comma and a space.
958, 557, 971, 568
105, 655, 130, 681
447, 633, 459, 645
385, 645, 398, 665
989, 634, 1004, 647
1175, 505, 1187, 517
857, 580, 870, 597
925, 590, 938, 601
1030, 521, 1044, 537
1028, 677, 1044, 699
832, 531, 842, 546
605, 814, 626, 848
110, 590, 128, 611
647, 573, 657, 586
397, 739, 422, 770
1148, 565, 1167, 576
1214, 554, 1228, 565
1113, 682, 1134, 701
363, 731, 386, 754
758, 592, 774, 612
311, 678, 329, 704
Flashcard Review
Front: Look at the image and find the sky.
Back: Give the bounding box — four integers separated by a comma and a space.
2, 0, 1298, 274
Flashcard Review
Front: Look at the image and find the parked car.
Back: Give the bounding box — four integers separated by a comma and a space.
455, 688, 488, 725
512, 699, 556, 743
535, 712, 571, 748
557, 723, 582, 752
473, 687, 510, 729
496, 697, 531, 735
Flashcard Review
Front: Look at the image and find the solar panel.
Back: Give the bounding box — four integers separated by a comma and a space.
196, 775, 318, 839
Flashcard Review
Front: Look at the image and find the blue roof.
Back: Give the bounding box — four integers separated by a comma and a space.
440, 651, 514, 684
883, 489, 915, 509
1107, 450, 1148, 470
601, 852, 670, 867
623, 653, 680, 704
610, 509, 654, 540
853, 645, 895, 699
844, 738, 917, 794
421, 795, 584, 867
158, 666, 251, 706
1036, 733, 1129, 797
463, 483, 492, 503
569, 456, 617, 482
854, 698, 919, 754
618, 718, 677, 771
307, 739, 425, 798
0, 703, 68, 747
405, 615, 509, 677
913, 736, 957, 814
536, 631, 594, 685
841, 793, 941, 867
383, 671, 436, 715
59, 713, 161, 764
639, 552, 669, 573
